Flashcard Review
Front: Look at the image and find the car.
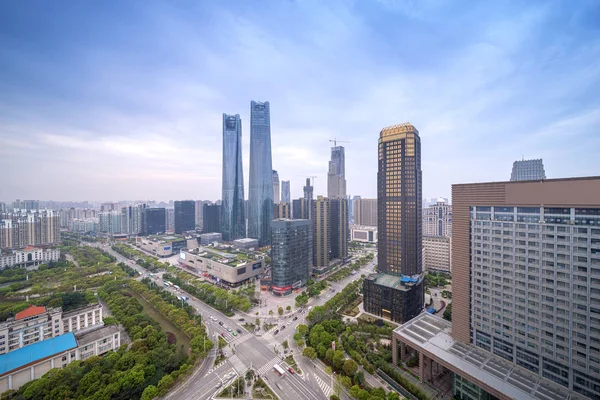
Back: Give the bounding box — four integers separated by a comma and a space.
209, 315, 214, 320
288, 367, 295, 374
218, 321, 224, 325
238, 318, 245, 321
281, 326, 286, 330
215, 382, 222, 389
237, 328, 242, 334
293, 317, 298, 321
273, 330, 279, 335
232, 331, 237, 336
287, 321, 292, 325
227, 328, 232, 332
221, 332, 225, 337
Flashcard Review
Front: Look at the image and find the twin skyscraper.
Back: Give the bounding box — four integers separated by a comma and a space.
221, 101, 273, 246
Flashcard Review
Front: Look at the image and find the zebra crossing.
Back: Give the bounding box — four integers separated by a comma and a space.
313, 374, 333, 398
205, 359, 228, 375
256, 356, 283, 376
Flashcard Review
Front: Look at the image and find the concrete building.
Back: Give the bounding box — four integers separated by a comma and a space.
136, 234, 188, 257
178, 245, 265, 286
222, 114, 246, 241
511, 158, 546, 181
0, 210, 60, 250
329, 198, 348, 261
350, 225, 377, 243
199, 232, 222, 245
120, 204, 145, 235
98, 211, 121, 234
292, 198, 305, 220
363, 123, 424, 324
165, 208, 175, 232
174, 200, 195, 234
273, 170, 280, 204
248, 100, 274, 247
353, 198, 377, 227
303, 179, 314, 267
274, 202, 291, 219
422, 236, 451, 273
281, 180, 291, 204
423, 198, 452, 237
142, 207, 166, 235
202, 203, 221, 234
327, 145, 346, 199
69, 218, 98, 233
0, 246, 60, 270
270, 219, 311, 296
313, 196, 330, 268
195, 200, 204, 228
392, 176, 600, 400
12, 200, 39, 212
232, 238, 258, 250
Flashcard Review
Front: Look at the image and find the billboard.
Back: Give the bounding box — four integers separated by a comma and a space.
180, 252, 186, 260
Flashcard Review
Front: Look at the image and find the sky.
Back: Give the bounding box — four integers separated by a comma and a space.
1, 0, 599, 203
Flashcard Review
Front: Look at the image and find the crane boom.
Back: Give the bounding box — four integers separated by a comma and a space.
329, 138, 350, 147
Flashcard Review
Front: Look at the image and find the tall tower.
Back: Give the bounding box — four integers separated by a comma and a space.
327, 146, 346, 199
273, 170, 280, 204
303, 178, 314, 270
363, 123, 423, 323
221, 114, 246, 241
248, 101, 274, 247
281, 180, 291, 204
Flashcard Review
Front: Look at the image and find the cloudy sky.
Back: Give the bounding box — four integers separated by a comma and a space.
1, 0, 599, 203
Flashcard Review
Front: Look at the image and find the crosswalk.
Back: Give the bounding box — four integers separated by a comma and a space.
314, 373, 333, 398
256, 356, 283, 376
205, 359, 228, 375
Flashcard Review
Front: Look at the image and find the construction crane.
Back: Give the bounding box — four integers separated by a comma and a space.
308, 175, 317, 186
329, 138, 350, 147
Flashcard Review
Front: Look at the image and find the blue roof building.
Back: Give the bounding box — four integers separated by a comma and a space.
0, 333, 77, 376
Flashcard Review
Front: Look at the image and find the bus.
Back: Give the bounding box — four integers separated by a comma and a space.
273, 364, 285, 376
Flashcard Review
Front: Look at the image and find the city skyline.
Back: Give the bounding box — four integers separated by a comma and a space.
2, 1, 598, 202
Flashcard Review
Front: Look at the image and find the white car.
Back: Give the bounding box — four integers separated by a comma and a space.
287, 321, 292, 325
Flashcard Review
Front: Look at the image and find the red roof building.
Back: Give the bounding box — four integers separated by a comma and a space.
15, 306, 47, 320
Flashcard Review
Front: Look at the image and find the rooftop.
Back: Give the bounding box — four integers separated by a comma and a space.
146, 234, 185, 242
76, 324, 120, 346
394, 313, 587, 400
62, 303, 102, 319
15, 305, 47, 320
185, 245, 262, 266
366, 273, 421, 290
233, 238, 259, 244
0, 333, 77, 376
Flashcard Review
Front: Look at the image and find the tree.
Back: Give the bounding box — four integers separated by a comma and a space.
354, 371, 365, 386
286, 305, 291, 311
350, 385, 361, 398
387, 392, 401, 400
297, 339, 305, 348
255, 317, 260, 326
278, 306, 284, 316
297, 324, 309, 336
269, 309, 274, 316
157, 374, 174, 396
333, 350, 346, 370
282, 340, 289, 350
443, 302, 452, 321
343, 359, 358, 377
141, 385, 158, 400
302, 347, 317, 359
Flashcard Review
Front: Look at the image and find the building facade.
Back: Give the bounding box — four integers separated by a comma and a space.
273, 170, 280, 204
222, 114, 246, 241
353, 198, 377, 227
202, 203, 221, 234
363, 123, 424, 324
329, 198, 348, 261
98, 211, 121, 234
422, 235, 451, 273
69, 218, 98, 233
174, 200, 195, 234
0, 210, 60, 250
510, 158, 546, 181
292, 198, 304, 220
274, 202, 291, 219
195, 200, 204, 227
142, 208, 166, 235
12, 200, 39, 212
120, 204, 145, 235
350, 225, 377, 243
248, 101, 274, 247
281, 180, 291, 203
270, 219, 311, 296
165, 208, 175, 232
422, 198, 452, 237
0, 247, 60, 270
313, 196, 330, 268
136, 234, 188, 257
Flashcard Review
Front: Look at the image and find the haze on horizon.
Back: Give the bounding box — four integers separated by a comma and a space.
1, 0, 599, 203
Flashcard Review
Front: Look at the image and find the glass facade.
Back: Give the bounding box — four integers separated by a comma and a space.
174, 200, 195, 234
143, 208, 165, 235
221, 114, 246, 241
281, 180, 291, 203
248, 101, 274, 247
271, 219, 311, 295
510, 159, 546, 181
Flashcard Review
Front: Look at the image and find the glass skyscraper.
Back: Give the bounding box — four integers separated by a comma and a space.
248, 101, 274, 247
221, 114, 246, 241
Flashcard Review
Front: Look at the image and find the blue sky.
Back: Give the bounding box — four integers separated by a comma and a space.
1, 0, 599, 202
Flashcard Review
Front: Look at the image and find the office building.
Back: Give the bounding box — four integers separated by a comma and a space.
292, 198, 305, 220
327, 145, 347, 199
313, 196, 330, 268
0, 246, 60, 270
222, 114, 246, 241
281, 180, 291, 203
12, 200, 39, 212
329, 198, 348, 261
363, 123, 424, 324
232, 238, 258, 250
353, 198, 377, 227
174, 200, 195, 234
350, 225, 377, 243
422, 236, 451, 273
423, 198, 452, 237
199, 232, 222, 245
392, 176, 600, 400
179, 245, 265, 287
248, 101, 274, 247
142, 208, 166, 235
273, 170, 280, 204
274, 202, 291, 219
202, 203, 221, 235
0, 210, 61, 250
511, 158, 546, 181
195, 200, 204, 227
270, 219, 311, 296
136, 234, 189, 257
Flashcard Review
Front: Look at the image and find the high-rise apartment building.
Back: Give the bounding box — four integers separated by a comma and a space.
195, 200, 204, 227
327, 146, 347, 199
273, 170, 280, 204
303, 179, 314, 266
392, 176, 600, 400
510, 158, 546, 181
12, 200, 39, 212
422, 235, 451, 273
281, 180, 291, 203
98, 211, 121, 234
142, 208, 166, 235
222, 114, 246, 241
165, 208, 174, 231
292, 198, 304, 220
0, 210, 60, 250
363, 123, 423, 324
121, 204, 145, 235
313, 196, 330, 268
350, 195, 361, 222
270, 219, 311, 296
422, 198, 452, 237
174, 200, 195, 234
274, 202, 291, 219
329, 198, 348, 261
353, 198, 377, 227
202, 203, 221, 234
248, 101, 274, 247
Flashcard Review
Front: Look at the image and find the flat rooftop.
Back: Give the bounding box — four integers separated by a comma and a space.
394, 313, 587, 400
76, 324, 120, 346
185, 245, 262, 266
366, 273, 421, 290
0, 333, 77, 376
62, 303, 102, 319
145, 234, 185, 242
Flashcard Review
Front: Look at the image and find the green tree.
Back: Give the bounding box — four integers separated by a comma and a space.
286, 305, 291, 311
157, 373, 175, 396
141, 385, 159, 400
333, 350, 346, 370
350, 385, 361, 398
302, 347, 317, 359
297, 324, 309, 336
282, 340, 289, 350
353, 371, 365, 386
443, 302, 452, 321
269, 309, 274, 316
387, 392, 401, 400
297, 339, 305, 348
278, 306, 284, 316
343, 359, 358, 377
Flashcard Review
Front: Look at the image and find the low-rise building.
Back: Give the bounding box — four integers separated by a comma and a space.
199, 232, 222, 245
62, 303, 103, 334
0, 246, 60, 270
350, 225, 377, 243
136, 234, 188, 257
75, 325, 121, 361
232, 238, 258, 250
422, 235, 451, 273
179, 245, 265, 287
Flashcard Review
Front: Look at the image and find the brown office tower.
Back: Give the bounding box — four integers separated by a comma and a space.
363, 123, 424, 323
391, 177, 600, 400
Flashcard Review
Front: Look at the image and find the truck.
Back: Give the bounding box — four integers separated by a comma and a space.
273, 364, 285, 376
